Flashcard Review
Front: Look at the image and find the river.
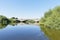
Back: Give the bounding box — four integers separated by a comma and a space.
0, 24, 49, 40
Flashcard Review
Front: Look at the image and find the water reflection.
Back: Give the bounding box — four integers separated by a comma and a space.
9, 23, 18, 26
41, 26, 60, 40
0, 23, 8, 29
0, 23, 18, 29
0, 24, 48, 40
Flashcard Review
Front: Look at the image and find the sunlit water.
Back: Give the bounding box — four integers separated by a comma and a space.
0, 24, 48, 40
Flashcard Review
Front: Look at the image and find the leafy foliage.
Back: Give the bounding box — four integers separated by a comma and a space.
0, 15, 10, 24
39, 6, 60, 29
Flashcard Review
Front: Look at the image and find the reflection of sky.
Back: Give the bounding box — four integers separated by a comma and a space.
0, 25, 48, 40
0, 0, 60, 18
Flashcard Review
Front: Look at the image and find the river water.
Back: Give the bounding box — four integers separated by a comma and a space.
0, 24, 49, 40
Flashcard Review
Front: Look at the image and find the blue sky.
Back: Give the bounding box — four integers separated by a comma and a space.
0, 0, 60, 19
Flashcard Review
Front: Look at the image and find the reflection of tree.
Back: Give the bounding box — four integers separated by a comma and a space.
40, 26, 60, 40
0, 23, 8, 29
9, 23, 17, 26
0, 22, 18, 29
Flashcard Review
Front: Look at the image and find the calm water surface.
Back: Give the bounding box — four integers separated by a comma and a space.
0, 24, 48, 40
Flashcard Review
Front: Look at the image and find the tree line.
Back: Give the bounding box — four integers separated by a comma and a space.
0, 15, 37, 25
39, 6, 60, 30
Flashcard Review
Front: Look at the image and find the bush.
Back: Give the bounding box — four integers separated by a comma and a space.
39, 6, 60, 30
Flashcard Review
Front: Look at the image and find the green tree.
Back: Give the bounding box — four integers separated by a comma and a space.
9, 17, 20, 23
0, 15, 10, 24
39, 6, 60, 40
39, 6, 60, 29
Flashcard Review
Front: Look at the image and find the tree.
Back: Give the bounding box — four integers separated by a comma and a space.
9, 17, 20, 23
39, 6, 60, 30
39, 6, 60, 40
0, 15, 10, 24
